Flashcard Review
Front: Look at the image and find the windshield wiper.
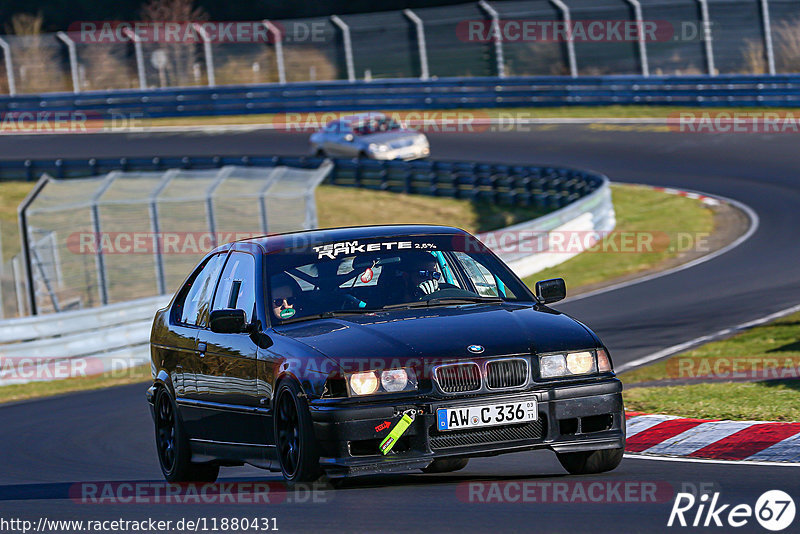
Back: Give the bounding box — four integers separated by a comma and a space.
381, 296, 504, 310
428, 296, 505, 305
278, 308, 382, 324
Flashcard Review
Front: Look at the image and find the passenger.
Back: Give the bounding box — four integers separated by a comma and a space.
399, 251, 443, 300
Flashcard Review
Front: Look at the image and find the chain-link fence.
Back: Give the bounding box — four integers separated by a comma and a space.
12, 163, 332, 315
2, 0, 800, 95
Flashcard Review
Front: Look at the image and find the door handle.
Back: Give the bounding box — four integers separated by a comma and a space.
198, 342, 207, 356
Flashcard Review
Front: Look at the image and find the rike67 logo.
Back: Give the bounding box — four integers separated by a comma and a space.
668, 490, 796, 531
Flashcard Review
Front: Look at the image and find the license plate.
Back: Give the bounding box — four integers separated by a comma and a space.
436, 399, 537, 431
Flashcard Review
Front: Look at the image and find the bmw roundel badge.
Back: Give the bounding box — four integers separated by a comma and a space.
467, 344, 484, 354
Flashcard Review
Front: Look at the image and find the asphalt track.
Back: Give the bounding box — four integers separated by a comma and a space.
2, 125, 799, 532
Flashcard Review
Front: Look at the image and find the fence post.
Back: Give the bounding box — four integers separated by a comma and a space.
56, 32, 81, 93
549, 0, 578, 77
123, 28, 147, 89
760, 0, 776, 75
330, 15, 355, 82
697, 0, 716, 76
625, 0, 650, 77
149, 170, 177, 295
17, 174, 51, 315
263, 20, 287, 84
478, 0, 505, 78
403, 9, 430, 80
0, 36, 16, 95
193, 23, 216, 87
205, 166, 234, 248
90, 172, 118, 306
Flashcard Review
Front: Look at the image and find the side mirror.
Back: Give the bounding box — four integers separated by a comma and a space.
209, 309, 247, 334
535, 278, 566, 304
344, 133, 354, 142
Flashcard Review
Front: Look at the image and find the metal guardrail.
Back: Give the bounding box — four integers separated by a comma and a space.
3, 74, 800, 118
480, 176, 614, 278
0, 155, 612, 385
0, 295, 168, 385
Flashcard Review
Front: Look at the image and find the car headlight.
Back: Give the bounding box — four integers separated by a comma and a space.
368, 143, 389, 153
349, 371, 379, 396
348, 368, 417, 396
538, 350, 610, 379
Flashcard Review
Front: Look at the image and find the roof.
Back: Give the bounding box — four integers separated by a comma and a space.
232, 224, 469, 254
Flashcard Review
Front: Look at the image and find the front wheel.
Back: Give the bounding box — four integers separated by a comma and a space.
555, 447, 624, 475
274, 379, 322, 486
154, 387, 219, 482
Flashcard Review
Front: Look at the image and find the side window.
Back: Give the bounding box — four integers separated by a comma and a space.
212, 252, 257, 323
453, 252, 513, 298
176, 253, 226, 326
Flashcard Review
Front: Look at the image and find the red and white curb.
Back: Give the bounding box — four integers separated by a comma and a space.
649, 186, 720, 207
625, 413, 800, 462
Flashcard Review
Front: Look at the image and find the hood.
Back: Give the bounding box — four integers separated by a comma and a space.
273, 303, 598, 367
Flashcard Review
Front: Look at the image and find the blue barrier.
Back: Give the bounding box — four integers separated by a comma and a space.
2, 74, 800, 118
0, 155, 606, 211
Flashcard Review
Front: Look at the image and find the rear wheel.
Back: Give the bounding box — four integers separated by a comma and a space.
315, 148, 327, 157
556, 447, 624, 475
421, 458, 469, 473
154, 387, 219, 482
274, 379, 322, 486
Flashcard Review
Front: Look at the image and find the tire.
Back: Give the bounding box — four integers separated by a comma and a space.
555, 447, 624, 475
358, 151, 369, 159
154, 387, 219, 483
315, 148, 326, 158
274, 379, 322, 486
421, 457, 469, 473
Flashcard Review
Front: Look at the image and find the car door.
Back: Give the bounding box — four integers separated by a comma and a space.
195, 250, 265, 445
322, 121, 346, 156
170, 252, 227, 438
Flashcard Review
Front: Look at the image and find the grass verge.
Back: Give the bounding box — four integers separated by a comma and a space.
0, 365, 151, 404
621, 311, 800, 384
524, 184, 714, 291
121, 105, 800, 129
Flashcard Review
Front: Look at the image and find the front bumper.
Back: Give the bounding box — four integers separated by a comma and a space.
310, 378, 624, 478
369, 145, 430, 160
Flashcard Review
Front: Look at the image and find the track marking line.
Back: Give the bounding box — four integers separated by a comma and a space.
617, 302, 800, 372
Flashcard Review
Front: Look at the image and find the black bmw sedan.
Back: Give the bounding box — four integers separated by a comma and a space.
147, 225, 625, 486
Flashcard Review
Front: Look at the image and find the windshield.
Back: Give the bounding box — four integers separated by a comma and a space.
266, 234, 533, 324
353, 117, 402, 136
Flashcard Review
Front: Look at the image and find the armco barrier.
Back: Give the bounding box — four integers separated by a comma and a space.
0, 156, 613, 385
0, 295, 169, 386
2, 74, 800, 118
